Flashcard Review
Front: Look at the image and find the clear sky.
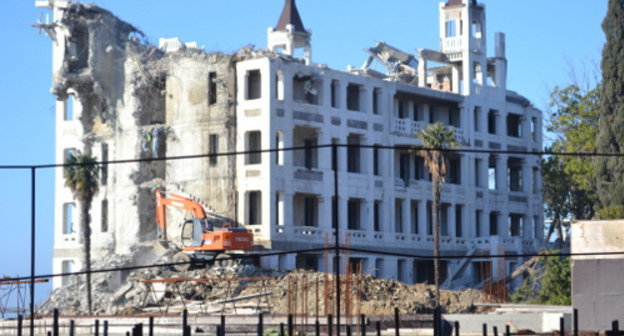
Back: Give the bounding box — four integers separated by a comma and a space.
0, 0, 608, 306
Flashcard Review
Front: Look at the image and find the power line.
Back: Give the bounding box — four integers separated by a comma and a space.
0, 143, 621, 170
0, 246, 619, 283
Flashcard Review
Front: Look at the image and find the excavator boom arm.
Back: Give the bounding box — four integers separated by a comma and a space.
155, 189, 207, 234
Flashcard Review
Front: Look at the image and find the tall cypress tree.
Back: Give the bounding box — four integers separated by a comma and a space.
595, 0, 624, 210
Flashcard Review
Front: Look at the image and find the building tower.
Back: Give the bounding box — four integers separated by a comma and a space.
439, 0, 501, 95
268, 0, 312, 64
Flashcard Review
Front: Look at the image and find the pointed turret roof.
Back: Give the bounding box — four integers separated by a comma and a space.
275, 0, 307, 34
446, 0, 477, 6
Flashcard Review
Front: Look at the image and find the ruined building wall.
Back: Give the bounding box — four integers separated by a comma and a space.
49, 2, 168, 285
162, 52, 238, 242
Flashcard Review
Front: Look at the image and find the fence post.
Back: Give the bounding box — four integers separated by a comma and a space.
257, 313, 264, 336
69, 320, 75, 336
347, 325, 352, 336
288, 314, 294, 336
315, 319, 321, 336
183, 309, 188, 333
482, 324, 487, 336
455, 321, 460, 336
221, 315, 226, 336
216, 325, 222, 336
280, 323, 285, 336
17, 314, 23, 336
138, 323, 144, 336
375, 321, 381, 336
52, 309, 59, 336
493, 326, 498, 336
433, 308, 439, 336
613, 321, 620, 336
104, 321, 109, 336
505, 325, 510, 336
573, 309, 578, 336
183, 325, 191, 336
149, 316, 154, 336
394, 308, 400, 336
328, 315, 333, 336
360, 314, 366, 336
559, 317, 565, 336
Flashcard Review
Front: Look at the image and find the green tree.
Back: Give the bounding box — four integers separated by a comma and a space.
416, 122, 457, 308
543, 84, 599, 243
64, 151, 100, 314
596, 0, 624, 210
511, 251, 571, 306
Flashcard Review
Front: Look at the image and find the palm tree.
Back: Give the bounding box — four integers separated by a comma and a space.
64, 150, 100, 314
416, 122, 458, 308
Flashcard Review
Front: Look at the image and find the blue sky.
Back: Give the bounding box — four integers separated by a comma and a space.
0, 0, 607, 305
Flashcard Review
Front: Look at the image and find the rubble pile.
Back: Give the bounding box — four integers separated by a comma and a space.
41, 253, 487, 315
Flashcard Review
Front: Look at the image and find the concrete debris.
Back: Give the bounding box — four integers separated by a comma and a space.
41, 252, 487, 315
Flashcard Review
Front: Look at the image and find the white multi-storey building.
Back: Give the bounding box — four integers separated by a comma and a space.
39, 0, 542, 289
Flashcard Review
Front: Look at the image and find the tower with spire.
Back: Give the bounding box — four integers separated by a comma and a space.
268, 0, 312, 65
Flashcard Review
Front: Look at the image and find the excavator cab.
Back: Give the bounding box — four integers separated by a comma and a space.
180, 218, 211, 247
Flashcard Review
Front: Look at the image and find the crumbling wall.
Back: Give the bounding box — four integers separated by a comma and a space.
163, 51, 238, 242
50, 2, 168, 255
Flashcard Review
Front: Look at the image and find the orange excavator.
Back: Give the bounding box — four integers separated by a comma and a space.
155, 189, 254, 271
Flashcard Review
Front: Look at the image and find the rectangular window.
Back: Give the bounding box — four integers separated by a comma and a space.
411, 200, 419, 234
441, 204, 449, 236
347, 134, 361, 173
473, 106, 480, 132
427, 201, 433, 235
375, 259, 384, 278
332, 138, 339, 171
331, 80, 340, 108
373, 88, 381, 114
101, 199, 108, 233
64, 95, 75, 121
398, 259, 406, 282
506, 113, 523, 138
489, 212, 498, 235
246, 131, 261, 164
208, 72, 217, 105
276, 191, 284, 226
475, 210, 482, 237
374, 201, 381, 232
101, 143, 108, 185
276, 131, 284, 166
346, 83, 362, 111
414, 156, 425, 180
395, 199, 404, 233
455, 205, 463, 237
209, 134, 218, 166
447, 156, 461, 184
445, 20, 457, 37
399, 153, 410, 183
413, 103, 420, 121
348, 198, 362, 230
397, 99, 408, 119
509, 213, 523, 237
63, 203, 75, 234
373, 145, 381, 176
508, 157, 523, 192
531, 117, 538, 141
246, 70, 261, 100
248, 191, 262, 225
276, 70, 285, 101
532, 167, 539, 194
475, 158, 482, 187
303, 196, 318, 227
533, 216, 540, 239
488, 156, 497, 190
488, 110, 497, 134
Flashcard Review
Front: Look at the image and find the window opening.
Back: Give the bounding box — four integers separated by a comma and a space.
246, 70, 261, 100
208, 72, 217, 105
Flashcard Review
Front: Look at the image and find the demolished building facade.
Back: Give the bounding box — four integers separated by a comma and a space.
38, 0, 543, 290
